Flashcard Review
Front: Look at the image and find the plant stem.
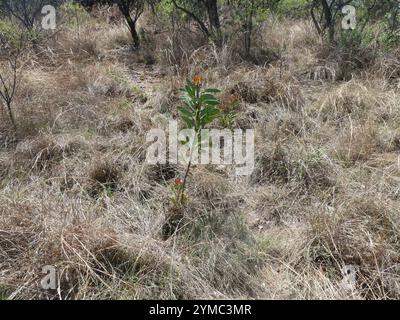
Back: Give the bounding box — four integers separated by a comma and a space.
177, 83, 202, 205
179, 126, 199, 205
6, 101, 16, 131
179, 159, 191, 205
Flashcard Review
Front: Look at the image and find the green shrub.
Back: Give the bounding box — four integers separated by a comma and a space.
274, 0, 309, 18
60, 2, 90, 28
0, 19, 21, 48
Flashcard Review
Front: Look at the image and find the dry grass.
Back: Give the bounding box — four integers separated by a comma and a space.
1, 8, 400, 300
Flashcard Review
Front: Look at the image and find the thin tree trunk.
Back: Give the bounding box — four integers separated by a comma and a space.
6, 101, 16, 130
204, 0, 222, 45
117, 2, 141, 48
244, 27, 252, 58
311, 1, 322, 35
320, 0, 334, 43
125, 15, 140, 48
244, 1, 254, 58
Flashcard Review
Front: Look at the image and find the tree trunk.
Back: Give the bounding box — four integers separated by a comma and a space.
244, 21, 252, 58
117, 2, 140, 49
125, 15, 140, 48
244, 1, 254, 58
6, 101, 16, 130
311, 1, 322, 35
320, 0, 334, 43
204, 0, 222, 45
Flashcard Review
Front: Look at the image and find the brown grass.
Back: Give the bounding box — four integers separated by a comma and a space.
1, 7, 400, 300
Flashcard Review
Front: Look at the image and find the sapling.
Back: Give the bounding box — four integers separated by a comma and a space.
175, 75, 220, 205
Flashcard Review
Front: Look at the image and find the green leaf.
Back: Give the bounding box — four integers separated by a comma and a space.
200, 106, 220, 126
182, 115, 194, 128
181, 96, 195, 110
204, 88, 220, 94
185, 79, 196, 97
204, 99, 220, 106
200, 93, 217, 101
179, 106, 193, 117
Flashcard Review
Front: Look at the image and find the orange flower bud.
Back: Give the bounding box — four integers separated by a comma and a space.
192, 75, 204, 86
175, 178, 184, 186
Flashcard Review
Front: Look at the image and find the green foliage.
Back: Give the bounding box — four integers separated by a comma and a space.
229, 0, 278, 57
338, 29, 374, 51
308, 0, 400, 47
351, 0, 400, 48
380, 13, 400, 48
179, 76, 220, 132
274, 0, 308, 17
219, 110, 237, 130
337, 4, 400, 51
0, 19, 38, 50
0, 285, 9, 300
157, 0, 175, 16
174, 76, 221, 207
60, 2, 90, 27
168, 178, 188, 206
0, 18, 21, 48
230, 0, 275, 25
219, 95, 239, 130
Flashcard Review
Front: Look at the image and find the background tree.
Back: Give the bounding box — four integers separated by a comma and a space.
363, 0, 400, 46
231, 0, 280, 58
309, 0, 400, 45
114, 0, 145, 48
171, 0, 222, 45
310, 0, 344, 43
0, 29, 25, 130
